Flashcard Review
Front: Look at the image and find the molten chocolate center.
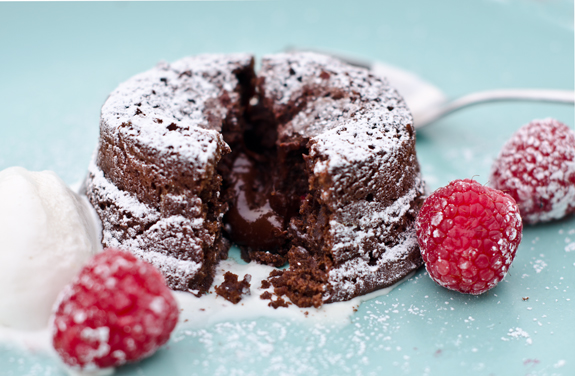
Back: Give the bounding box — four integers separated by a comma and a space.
220, 95, 310, 263
225, 153, 286, 250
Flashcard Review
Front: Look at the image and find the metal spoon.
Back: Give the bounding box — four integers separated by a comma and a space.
320, 52, 574, 129
369, 61, 575, 129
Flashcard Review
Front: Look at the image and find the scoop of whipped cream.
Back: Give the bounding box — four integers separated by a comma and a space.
0, 167, 101, 330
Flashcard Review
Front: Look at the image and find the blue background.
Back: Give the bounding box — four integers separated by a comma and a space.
1, 1, 574, 375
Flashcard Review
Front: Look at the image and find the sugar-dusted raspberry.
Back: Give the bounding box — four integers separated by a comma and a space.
51, 249, 179, 371
416, 179, 523, 295
490, 118, 575, 224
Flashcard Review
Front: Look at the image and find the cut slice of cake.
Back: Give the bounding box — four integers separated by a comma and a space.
85, 52, 425, 304
86, 54, 255, 292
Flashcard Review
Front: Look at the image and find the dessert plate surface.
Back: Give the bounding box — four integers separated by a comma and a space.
0, 1, 573, 375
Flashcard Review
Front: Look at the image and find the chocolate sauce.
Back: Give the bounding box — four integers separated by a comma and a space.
224, 153, 287, 250
222, 101, 309, 259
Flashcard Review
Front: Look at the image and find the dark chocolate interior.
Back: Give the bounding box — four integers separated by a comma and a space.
214, 67, 339, 309
89, 54, 423, 306
218, 77, 310, 267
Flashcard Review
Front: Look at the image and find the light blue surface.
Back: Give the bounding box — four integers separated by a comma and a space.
0, 1, 574, 375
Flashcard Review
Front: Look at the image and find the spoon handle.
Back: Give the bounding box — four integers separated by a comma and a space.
415, 89, 575, 129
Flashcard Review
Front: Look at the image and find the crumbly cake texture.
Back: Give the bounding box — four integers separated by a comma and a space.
86, 52, 426, 304
86, 54, 255, 292
214, 272, 252, 304
258, 53, 425, 305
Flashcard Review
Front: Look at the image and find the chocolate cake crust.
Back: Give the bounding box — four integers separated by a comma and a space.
256, 53, 425, 304
86, 54, 254, 292
86, 52, 425, 304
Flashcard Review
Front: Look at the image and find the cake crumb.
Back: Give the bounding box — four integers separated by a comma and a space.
260, 291, 272, 300
268, 247, 326, 308
214, 272, 251, 304
260, 280, 271, 289
269, 297, 290, 309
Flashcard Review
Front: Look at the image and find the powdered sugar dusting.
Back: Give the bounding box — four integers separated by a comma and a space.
173, 249, 408, 329
532, 259, 547, 273
79, 327, 111, 367
87, 158, 157, 221
503, 327, 532, 345
90, 52, 426, 305
257, 52, 424, 302
327, 231, 419, 302
260, 52, 413, 175
490, 118, 575, 223
100, 54, 252, 174
260, 52, 405, 111
86, 160, 203, 290
310, 113, 410, 174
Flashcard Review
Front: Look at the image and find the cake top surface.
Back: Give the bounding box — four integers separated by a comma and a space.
254, 53, 424, 287
101, 52, 414, 178
260, 52, 393, 107
259, 52, 414, 174
100, 53, 253, 170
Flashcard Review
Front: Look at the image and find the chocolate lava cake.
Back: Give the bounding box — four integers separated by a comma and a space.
85, 52, 426, 305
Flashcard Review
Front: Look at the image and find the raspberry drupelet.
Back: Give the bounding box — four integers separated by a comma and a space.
490, 118, 575, 224
416, 179, 523, 295
51, 249, 179, 371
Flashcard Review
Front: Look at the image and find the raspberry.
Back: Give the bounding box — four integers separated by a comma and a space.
490, 118, 575, 224
51, 249, 179, 371
416, 179, 523, 295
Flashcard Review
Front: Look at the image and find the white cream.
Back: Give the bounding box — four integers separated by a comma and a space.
174, 251, 409, 330
0, 167, 101, 330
